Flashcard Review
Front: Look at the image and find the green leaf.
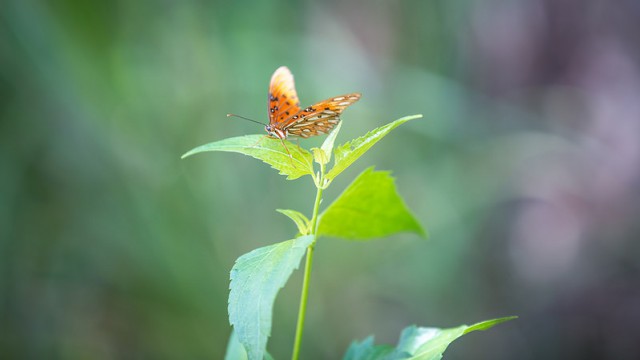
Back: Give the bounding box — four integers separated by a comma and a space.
318, 168, 425, 240
326, 114, 422, 181
321, 121, 342, 164
225, 331, 274, 360
229, 235, 314, 360
224, 330, 247, 360
343, 336, 403, 360
312, 147, 329, 166
409, 316, 518, 359
276, 209, 311, 235
343, 317, 517, 360
182, 135, 314, 180
313, 122, 342, 166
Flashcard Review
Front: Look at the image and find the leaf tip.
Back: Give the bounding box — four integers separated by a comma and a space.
181, 146, 203, 159
181, 147, 198, 159
463, 316, 518, 334
401, 114, 423, 122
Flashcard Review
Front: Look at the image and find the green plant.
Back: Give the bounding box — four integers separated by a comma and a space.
182, 114, 516, 360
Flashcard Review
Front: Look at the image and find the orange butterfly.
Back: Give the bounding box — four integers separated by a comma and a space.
229, 66, 360, 156
265, 66, 361, 140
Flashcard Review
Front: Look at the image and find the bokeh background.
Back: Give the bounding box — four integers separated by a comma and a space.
2, 0, 640, 359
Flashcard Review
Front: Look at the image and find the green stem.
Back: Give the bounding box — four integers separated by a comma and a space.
291, 242, 314, 360
291, 166, 325, 360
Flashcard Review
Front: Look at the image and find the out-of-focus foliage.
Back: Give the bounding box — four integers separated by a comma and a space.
2, 0, 640, 359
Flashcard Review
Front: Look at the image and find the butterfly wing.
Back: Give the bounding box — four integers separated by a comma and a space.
268, 66, 301, 127
284, 93, 361, 138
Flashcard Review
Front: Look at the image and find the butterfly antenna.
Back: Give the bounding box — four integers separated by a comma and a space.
227, 113, 267, 126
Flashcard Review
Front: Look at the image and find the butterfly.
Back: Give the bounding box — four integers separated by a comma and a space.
264, 66, 361, 141
228, 66, 360, 161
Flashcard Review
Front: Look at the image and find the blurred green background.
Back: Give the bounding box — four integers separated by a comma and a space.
2, 0, 640, 359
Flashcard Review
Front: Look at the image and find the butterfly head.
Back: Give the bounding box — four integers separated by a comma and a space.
265, 124, 287, 139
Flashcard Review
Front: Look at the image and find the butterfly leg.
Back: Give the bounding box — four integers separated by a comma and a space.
251, 135, 268, 147
278, 138, 297, 168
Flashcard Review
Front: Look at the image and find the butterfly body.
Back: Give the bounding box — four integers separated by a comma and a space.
265, 66, 360, 140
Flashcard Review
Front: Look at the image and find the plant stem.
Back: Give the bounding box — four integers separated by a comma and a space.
291, 242, 314, 360
291, 166, 325, 360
